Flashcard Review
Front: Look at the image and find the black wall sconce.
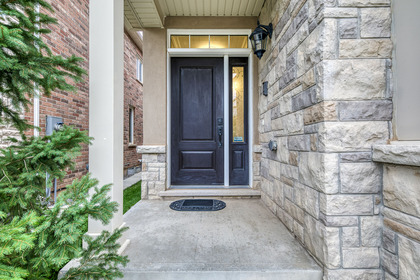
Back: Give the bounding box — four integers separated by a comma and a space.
249, 21, 273, 59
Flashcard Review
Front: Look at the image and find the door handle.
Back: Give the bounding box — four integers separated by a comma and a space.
218, 126, 223, 148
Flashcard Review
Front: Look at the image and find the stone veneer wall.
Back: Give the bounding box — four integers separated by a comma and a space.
137, 146, 166, 199
258, 0, 392, 278
373, 145, 420, 279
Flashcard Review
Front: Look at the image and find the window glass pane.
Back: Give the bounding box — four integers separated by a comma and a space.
230, 35, 248, 48
171, 35, 189, 48
232, 66, 245, 143
210, 35, 228, 48
190, 35, 209, 48
136, 59, 143, 83
129, 108, 134, 143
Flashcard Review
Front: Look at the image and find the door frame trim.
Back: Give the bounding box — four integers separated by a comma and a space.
166, 29, 254, 189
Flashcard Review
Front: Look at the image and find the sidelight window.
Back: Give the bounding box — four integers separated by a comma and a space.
232, 66, 245, 143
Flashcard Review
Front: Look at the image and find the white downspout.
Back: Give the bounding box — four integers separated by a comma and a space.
33, 3, 40, 137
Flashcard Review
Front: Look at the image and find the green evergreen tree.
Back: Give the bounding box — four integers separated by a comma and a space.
0, 1, 129, 279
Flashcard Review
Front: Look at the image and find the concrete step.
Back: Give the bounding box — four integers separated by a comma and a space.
158, 188, 261, 199
122, 270, 323, 280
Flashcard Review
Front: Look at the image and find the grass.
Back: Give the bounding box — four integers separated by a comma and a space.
123, 180, 142, 214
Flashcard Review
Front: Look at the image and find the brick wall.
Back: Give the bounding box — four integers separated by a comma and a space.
24, 0, 90, 189
258, 0, 392, 278
123, 32, 143, 176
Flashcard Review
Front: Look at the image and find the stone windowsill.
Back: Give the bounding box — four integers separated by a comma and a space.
372, 141, 420, 167
136, 145, 166, 154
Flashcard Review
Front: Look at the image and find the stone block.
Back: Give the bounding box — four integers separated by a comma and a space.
321, 59, 386, 100
281, 163, 299, 180
339, 18, 358, 39
382, 249, 398, 278
291, 87, 317, 111
279, 111, 304, 136
323, 8, 358, 18
340, 162, 381, 194
286, 22, 309, 55
304, 214, 326, 265
273, 180, 284, 207
324, 269, 382, 280
372, 144, 420, 167
383, 207, 420, 232
284, 199, 305, 224
361, 216, 382, 246
384, 272, 397, 280
301, 68, 316, 90
271, 105, 281, 119
137, 145, 166, 154
324, 226, 341, 268
320, 194, 373, 215
338, 0, 390, 6
384, 218, 420, 244
288, 134, 311, 151
299, 152, 339, 194
296, 182, 320, 219
339, 39, 393, 58
320, 213, 358, 227
361, 8, 391, 38
340, 152, 372, 162
289, 151, 298, 166
279, 92, 292, 116
141, 171, 159, 181
268, 159, 281, 179
342, 226, 360, 247
318, 122, 388, 152
310, 134, 317, 151
276, 137, 289, 163
297, 22, 322, 76
384, 165, 420, 217
342, 248, 380, 268
322, 19, 338, 59
383, 226, 397, 254
303, 101, 337, 125
339, 100, 393, 121
398, 235, 420, 280
293, 220, 304, 243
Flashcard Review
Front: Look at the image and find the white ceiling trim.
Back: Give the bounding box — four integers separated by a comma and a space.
125, 0, 264, 30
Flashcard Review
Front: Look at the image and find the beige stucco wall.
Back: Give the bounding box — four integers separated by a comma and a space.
143, 16, 259, 145
143, 28, 167, 145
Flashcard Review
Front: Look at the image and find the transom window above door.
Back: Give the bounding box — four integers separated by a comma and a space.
170, 35, 248, 49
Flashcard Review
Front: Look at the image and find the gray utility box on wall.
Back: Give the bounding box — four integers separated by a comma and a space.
46, 116, 63, 136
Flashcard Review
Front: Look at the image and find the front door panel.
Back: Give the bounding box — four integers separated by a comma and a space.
171, 58, 224, 185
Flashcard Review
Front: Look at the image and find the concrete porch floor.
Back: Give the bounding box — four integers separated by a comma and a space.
122, 199, 323, 280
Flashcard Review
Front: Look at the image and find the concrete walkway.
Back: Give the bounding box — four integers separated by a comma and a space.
122, 199, 322, 280
123, 172, 142, 190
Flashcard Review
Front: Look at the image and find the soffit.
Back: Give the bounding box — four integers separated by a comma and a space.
125, 0, 265, 29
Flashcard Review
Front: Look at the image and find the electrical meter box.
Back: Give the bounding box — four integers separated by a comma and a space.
46, 116, 63, 136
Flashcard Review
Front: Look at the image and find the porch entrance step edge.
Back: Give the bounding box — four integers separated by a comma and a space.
123, 270, 323, 280
158, 188, 261, 198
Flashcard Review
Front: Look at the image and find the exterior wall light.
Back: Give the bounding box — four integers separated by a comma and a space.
249, 21, 273, 59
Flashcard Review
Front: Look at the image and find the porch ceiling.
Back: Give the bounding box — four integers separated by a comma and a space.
125, 0, 264, 29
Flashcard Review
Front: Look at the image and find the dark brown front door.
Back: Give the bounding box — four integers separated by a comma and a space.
171, 58, 224, 185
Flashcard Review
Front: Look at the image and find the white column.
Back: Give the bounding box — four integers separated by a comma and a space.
88, 0, 126, 242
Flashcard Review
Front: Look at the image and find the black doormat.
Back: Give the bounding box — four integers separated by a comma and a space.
169, 199, 226, 211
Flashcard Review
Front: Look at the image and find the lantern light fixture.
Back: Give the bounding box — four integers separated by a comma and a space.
249, 21, 273, 59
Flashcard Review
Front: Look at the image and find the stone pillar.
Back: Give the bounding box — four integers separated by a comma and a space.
137, 145, 166, 199
257, 0, 392, 278
88, 0, 127, 248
